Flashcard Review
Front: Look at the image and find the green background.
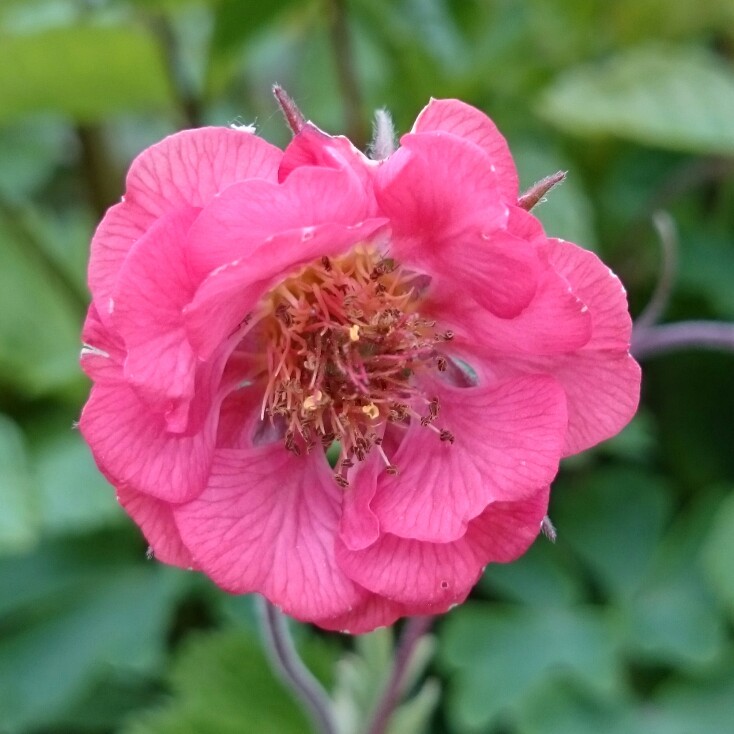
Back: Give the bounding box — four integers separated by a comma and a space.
1, 0, 733, 732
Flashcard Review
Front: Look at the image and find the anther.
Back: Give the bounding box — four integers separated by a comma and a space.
275, 304, 292, 326
386, 465, 399, 475
436, 356, 448, 372
362, 402, 379, 420
439, 429, 455, 444
334, 474, 350, 488
321, 255, 332, 271
442, 330, 454, 341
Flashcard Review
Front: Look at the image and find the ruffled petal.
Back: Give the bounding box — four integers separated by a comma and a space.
428, 263, 592, 357
184, 218, 387, 359
80, 303, 126, 383
376, 131, 508, 249
124, 126, 282, 218
79, 376, 218, 503
88, 202, 151, 327
412, 98, 519, 200
486, 240, 640, 455
111, 208, 200, 417
375, 132, 538, 315
279, 122, 375, 192
116, 487, 196, 568
173, 447, 364, 621
185, 165, 373, 279
370, 375, 566, 543
336, 487, 549, 609
313, 594, 408, 634
88, 127, 281, 325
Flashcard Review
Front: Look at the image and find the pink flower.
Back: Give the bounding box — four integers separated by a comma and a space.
80, 99, 640, 633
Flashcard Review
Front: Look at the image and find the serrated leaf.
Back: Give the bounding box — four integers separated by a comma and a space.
538, 45, 734, 154
0, 25, 173, 123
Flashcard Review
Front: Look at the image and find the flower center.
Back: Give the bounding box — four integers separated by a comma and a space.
255, 245, 454, 485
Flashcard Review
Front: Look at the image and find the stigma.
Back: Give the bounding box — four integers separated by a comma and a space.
252, 245, 454, 485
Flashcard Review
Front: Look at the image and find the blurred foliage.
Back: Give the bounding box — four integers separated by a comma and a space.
0, 0, 733, 732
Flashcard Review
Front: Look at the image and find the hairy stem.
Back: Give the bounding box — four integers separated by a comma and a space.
365, 616, 434, 734
257, 598, 338, 734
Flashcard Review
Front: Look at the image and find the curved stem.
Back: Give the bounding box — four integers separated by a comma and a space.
257, 598, 338, 734
365, 616, 434, 734
635, 211, 678, 330
631, 321, 734, 360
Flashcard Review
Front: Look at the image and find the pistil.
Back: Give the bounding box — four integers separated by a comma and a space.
252, 246, 454, 484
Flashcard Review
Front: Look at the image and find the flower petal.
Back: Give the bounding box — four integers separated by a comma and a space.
111, 208, 200, 418
185, 165, 373, 279
428, 263, 592, 356
80, 375, 218, 503
173, 446, 363, 621
184, 219, 387, 360
370, 375, 566, 543
376, 131, 508, 248
313, 594, 408, 634
279, 122, 374, 191
117, 487, 196, 568
125, 126, 282, 218
88, 127, 281, 325
412, 98, 519, 200
336, 486, 549, 608
485, 239, 641, 455
80, 303, 126, 383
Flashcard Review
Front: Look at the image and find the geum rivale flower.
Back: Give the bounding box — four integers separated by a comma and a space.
80, 99, 640, 633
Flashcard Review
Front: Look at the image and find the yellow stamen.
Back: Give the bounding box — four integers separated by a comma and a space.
362, 403, 379, 420
349, 324, 360, 342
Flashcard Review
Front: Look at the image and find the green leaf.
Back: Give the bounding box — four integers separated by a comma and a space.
515, 684, 646, 734
0, 414, 39, 555
479, 536, 584, 607
553, 467, 673, 599
440, 603, 622, 731
34, 427, 123, 536
0, 214, 82, 396
0, 25, 173, 123
333, 627, 438, 734
538, 44, 734, 154
123, 628, 336, 734
701, 490, 734, 619
0, 556, 183, 732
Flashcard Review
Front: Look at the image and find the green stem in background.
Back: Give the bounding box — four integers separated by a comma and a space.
327, 0, 368, 148
76, 124, 121, 220
0, 197, 87, 319
365, 616, 434, 734
257, 598, 338, 734
149, 12, 203, 128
